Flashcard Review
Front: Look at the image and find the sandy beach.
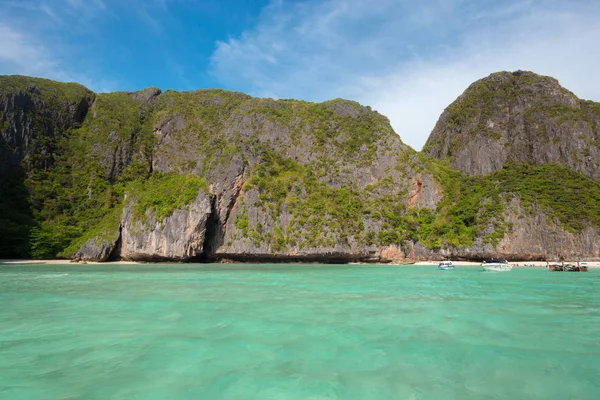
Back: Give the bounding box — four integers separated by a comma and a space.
413, 260, 600, 268
0, 259, 141, 266
2, 259, 599, 267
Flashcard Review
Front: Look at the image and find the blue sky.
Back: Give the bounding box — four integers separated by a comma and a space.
1, 0, 599, 150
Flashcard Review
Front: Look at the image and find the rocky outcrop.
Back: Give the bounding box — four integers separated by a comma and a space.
404, 198, 600, 261
119, 191, 212, 261
214, 188, 373, 262
478, 199, 600, 260
408, 173, 441, 209
73, 232, 120, 262
423, 70, 600, 182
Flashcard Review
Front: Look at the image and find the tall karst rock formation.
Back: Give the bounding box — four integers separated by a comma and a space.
0, 75, 438, 262
1, 71, 599, 262
422, 71, 600, 260
424, 70, 600, 181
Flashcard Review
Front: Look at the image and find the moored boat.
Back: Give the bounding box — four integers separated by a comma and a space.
547, 261, 588, 272
437, 261, 455, 270
481, 258, 512, 272
547, 262, 563, 272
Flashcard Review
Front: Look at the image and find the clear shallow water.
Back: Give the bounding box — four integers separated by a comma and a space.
1, 264, 599, 400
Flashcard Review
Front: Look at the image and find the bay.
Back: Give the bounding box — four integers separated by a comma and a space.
1, 264, 599, 399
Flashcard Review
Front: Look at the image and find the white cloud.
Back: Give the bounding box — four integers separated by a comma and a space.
210, 0, 600, 150
0, 23, 57, 74
361, 6, 600, 149
0, 1, 117, 91
0, 22, 118, 92
41, 3, 62, 24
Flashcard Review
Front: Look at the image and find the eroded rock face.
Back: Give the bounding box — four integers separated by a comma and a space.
486, 199, 600, 260
424, 70, 600, 182
409, 198, 600, 261
215, 188, 376, 262
119, 191, 212, 261
408, 173, 441, 209
73, 233, 120, 262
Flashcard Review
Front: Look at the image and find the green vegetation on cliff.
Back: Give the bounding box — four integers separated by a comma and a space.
234, 157, 600, 253
128, 173, 209, 222
424, 162, 600, 248
0, 75, 93, 105
241, 152, 370, 249
0, 172, 33, 257
1, 74, 599, 260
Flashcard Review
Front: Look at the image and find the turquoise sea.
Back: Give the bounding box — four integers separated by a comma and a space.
0, 264, 599, 399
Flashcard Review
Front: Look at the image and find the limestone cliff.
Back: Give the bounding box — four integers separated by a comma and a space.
0, 76, 94, 257
1, 73, 598, 262
0, 75, 94, 176
119, 190, 212, 261
403, 198, 600, 262
423, 70, 600, 182
85, 90, 442, 262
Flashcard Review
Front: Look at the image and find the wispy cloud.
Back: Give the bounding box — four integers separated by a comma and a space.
40, 3, 62, 24
210, 0, 600, 150
65, 0, 105, 9
0, 0, 122, 91
0, 22, 118, 91
0, 23, 57, 74
132, 0, 172, 31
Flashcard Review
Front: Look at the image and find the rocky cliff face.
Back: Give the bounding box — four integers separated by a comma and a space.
406, 197, 600, 261
0, 76, 95, 257
493, 199, 599, 260
71, 89, 439, 262
1, 73, 599, 262
119, 190, 212, 261
423, 70, 600, 182
73, 232, 120, 262
0, 76, 94, 176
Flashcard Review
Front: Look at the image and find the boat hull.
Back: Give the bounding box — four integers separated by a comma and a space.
481, 264, 512, 272
437, 262, 455, 270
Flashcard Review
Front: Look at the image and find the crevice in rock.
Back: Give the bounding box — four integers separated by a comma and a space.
196, 195, 221, 262
108, 225, 123, 261
223, 170, 245, 224
195, 171, 247, 263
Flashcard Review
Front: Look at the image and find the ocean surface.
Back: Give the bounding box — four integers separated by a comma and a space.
1, 264, 599, 399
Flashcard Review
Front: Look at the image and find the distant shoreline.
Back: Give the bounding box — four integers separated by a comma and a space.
412, 260, 600, 268
2, 259, 599, 268
0, 259, 141, 266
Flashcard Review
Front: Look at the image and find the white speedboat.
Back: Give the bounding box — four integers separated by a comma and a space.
437, 261, 455, 270
481, 258, 512, 272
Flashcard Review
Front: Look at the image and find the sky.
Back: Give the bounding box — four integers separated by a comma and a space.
1, 0, 599, 150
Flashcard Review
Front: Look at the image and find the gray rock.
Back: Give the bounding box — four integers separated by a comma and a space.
73, 233, 120, 262
424, 70, 600, 182
119, 190, 212, 261
413, 198, 600, 261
